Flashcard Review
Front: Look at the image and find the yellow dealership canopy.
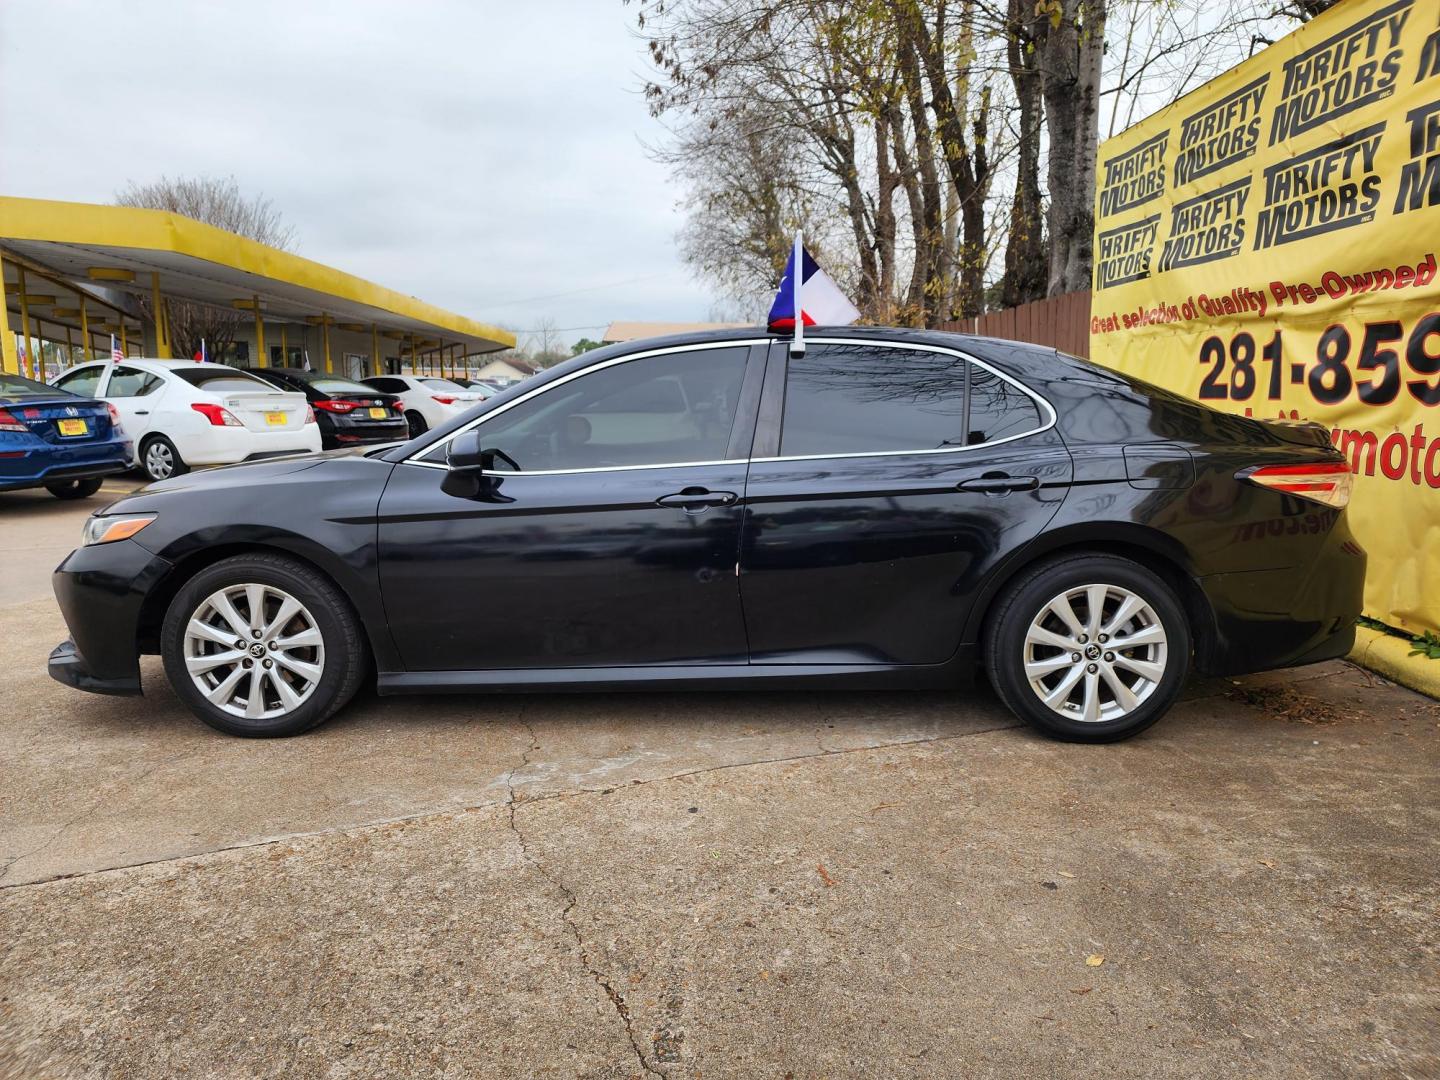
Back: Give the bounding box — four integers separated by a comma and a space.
0, 195, 514, 372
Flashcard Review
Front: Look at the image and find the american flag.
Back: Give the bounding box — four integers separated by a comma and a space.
111, 335, 124, 362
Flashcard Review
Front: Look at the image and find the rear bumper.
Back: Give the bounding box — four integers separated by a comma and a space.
49, 538, 172, 695
318, 412, 409, 448
181, 425, 322, 466
0, 442, 132, 489
1196, 519, 1367, 676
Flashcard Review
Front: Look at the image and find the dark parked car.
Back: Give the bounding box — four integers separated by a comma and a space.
0, 372, 132, 499
252, 368, 407, 449
48, 328, 1363, 741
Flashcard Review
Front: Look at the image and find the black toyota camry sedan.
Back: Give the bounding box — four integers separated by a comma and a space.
48, 328, 1364, 742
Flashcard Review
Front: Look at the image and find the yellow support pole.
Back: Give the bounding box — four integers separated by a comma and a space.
17, 266, 38, 378
254, 298, 266, 368
322, 315, 332, 373
408, 333, 416, 375
120, 323, 129, 359
280, 324, 288, 367
150, 273, 171, 358
79, 299, 91, 363
371, 324, 380, 377
0, 256, 16, 375
65, 324, 73, 368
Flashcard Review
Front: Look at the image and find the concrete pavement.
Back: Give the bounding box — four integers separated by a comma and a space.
1, 491, 1437, 1078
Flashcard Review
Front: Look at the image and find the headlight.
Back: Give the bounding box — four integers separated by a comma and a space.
82, 513, 156, 546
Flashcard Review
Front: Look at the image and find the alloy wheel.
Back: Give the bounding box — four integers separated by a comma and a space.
182, 583, 326, 720
1022, 583, 1168, 724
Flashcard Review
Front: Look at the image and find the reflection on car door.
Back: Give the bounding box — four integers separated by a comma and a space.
376, 343, 767, 671
739, 340, 1073, 666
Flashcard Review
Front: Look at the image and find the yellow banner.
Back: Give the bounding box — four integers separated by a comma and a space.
1090, 0, 1440, 634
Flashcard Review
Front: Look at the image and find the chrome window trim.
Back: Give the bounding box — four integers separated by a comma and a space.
398, 335, 1055, 476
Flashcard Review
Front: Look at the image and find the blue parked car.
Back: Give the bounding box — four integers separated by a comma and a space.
0, 372, 132, 499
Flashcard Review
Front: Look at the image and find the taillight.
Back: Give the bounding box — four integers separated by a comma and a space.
313, 399, 358, 413
391, 400, 405, 412
106, 402, 123, 433
191, 402, 243, 427
0, 407, 25, 433
1240, 461, 1353, 509
305, 406, 316, 424
431, 395, 456, 405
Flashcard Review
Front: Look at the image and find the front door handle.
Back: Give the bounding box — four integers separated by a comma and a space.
956, 474, 1039, 494
656, 488, 738, 510
134, 410, 149, 415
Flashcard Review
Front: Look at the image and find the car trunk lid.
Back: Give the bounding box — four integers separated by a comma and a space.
222, 391, 309, 433
0, 397, 113, 444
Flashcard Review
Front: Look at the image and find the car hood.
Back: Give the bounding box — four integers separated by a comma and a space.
101, 447, 396, 514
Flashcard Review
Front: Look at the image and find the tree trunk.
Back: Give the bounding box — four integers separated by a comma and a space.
1037, 0, 1106, 296
1002, 0, 1047, 308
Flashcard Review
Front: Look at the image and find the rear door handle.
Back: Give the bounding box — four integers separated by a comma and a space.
956, 474, 1039, 494
656, 488, 739, 510
134, 410, 149, 415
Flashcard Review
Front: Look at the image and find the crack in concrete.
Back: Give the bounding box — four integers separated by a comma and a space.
502, 708, 668, 1078
0, 749, 193, 884
0, 720, 1025, 893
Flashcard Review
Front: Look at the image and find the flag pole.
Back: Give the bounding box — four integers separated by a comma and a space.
790, 230, 805, 357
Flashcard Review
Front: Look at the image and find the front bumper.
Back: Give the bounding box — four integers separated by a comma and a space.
49, 537, 172, 696
48, 639, 141, 695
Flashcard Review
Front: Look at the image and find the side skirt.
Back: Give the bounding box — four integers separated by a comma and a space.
376, 653, 976, 696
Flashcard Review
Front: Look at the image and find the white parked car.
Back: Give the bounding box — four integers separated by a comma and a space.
52, 360, 321, 481
361, 375, 487, 438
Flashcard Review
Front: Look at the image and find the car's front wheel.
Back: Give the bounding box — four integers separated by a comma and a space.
985, 554, 1190, 743
139, 435, 188, 482
161, 553, 368, 737
45, 477, 104, 499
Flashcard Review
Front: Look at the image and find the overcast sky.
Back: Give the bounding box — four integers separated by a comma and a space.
0, 0, 720, 347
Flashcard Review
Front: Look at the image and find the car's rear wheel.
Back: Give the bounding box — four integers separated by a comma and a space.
45, 477, 104, 499
405, 411, 427, 438
985, 554, 1190, 743
161, 553, 367, 737
140, 435, 187, 482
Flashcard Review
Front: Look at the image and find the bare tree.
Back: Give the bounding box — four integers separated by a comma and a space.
115, 175, 295, 362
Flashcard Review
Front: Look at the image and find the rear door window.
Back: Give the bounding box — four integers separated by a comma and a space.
777, 342, 1042, 456
106, 366, 164, 397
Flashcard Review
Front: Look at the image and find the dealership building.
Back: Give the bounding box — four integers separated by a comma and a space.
1, 196, 515, 382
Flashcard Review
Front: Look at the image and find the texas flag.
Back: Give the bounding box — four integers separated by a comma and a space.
767, 242, 861, 330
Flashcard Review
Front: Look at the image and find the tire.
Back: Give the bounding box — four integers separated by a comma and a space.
161, 553, 368, 737
139, 435, 188, 482
45, 477, 104, 499
405, 411, 428, 438
984, 553, 1191, 743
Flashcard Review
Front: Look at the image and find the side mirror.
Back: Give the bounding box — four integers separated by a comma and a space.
446, 430, 487, 472
441, 430, 514, 502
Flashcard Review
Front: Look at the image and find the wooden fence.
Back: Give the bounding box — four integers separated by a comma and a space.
937, 290, 1092, 358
